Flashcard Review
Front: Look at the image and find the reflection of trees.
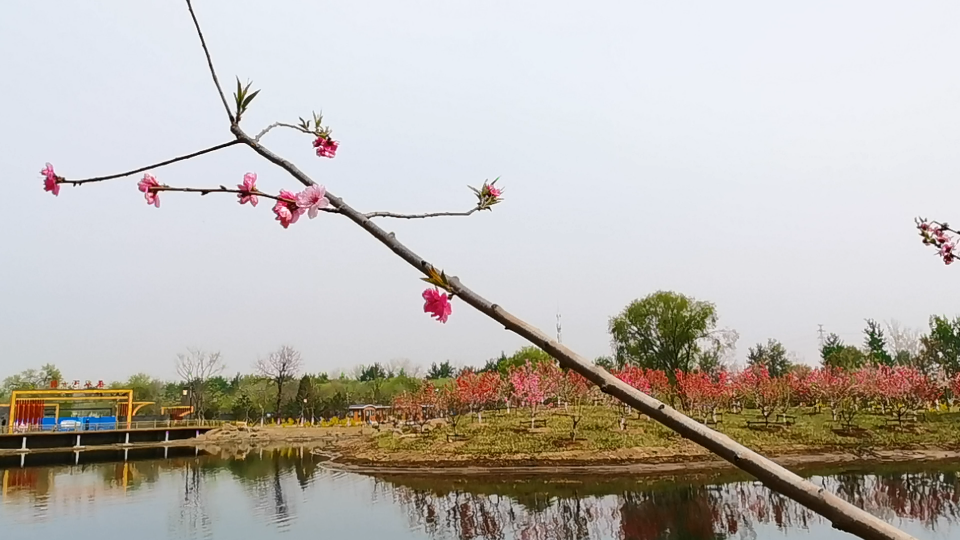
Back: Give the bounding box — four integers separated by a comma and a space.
209, 447, 323, 530
171, 459, 213, 540
380, 468, 960, 540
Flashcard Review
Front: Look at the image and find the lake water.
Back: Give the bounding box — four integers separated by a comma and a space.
1, 448, 957, 540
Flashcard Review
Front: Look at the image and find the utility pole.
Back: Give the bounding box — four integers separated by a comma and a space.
817, 324, 825, 349
556, 307, 562, 344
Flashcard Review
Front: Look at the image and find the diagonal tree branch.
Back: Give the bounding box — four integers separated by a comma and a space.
64, 141, 240, 185
185, 0, 234, 124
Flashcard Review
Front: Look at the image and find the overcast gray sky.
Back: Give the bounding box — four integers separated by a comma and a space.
3, 1, 959, 382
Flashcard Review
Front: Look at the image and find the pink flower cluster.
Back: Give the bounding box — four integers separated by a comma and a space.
422, 288, 452, 323
138, 174, 161, 207
269, 184, 330, 228
483, 184, 502, 199
917, 219, 956, 265
41, 163, 60, 196
313, 136, 339, 158
509, 361, 546, 409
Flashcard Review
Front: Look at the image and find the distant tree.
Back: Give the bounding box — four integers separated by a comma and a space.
1, 364, 64, 398
747, 339, 793, 378
923, 315, 960, 376
229, 391, 250, 421
357, 363, 390, 382
478, 355, 503, 373
886, 320, 922, 367
124, 373, 165, 415
498, 346, 554, 375
427, 361, 456, 380
293, 375, 313, 422
819, 334, 844, 364
863, 319, 893, 367
594, 356, 616, 371
822, 346, 866, 371
608, 291, 727, 382
176, 348, 225, 420
256, 345, 303, 419
357, 363, 392, 403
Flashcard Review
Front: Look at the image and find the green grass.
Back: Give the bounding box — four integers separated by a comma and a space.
374, 406, 960, 458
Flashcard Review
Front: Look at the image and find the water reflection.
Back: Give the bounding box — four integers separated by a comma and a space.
380, 467, 960, 540
1, 450, 959, 540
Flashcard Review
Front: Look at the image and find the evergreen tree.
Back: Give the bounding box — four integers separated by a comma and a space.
863, 319, 893, 367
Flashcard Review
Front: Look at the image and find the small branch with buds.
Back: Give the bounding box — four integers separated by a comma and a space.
60, 141, 240, 186
255, 122, 312, 142
916, 218, 957, 265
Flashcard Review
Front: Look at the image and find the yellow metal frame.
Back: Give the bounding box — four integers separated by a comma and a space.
7, 389, 134, 433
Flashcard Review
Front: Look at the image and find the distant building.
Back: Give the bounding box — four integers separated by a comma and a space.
347, 404, 392, 424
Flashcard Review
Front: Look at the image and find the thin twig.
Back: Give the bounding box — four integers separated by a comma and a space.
255, 122, 312, 142
65, 141, 240, 185
153, 186, 288, 203
364, 207, 481, 219
185, 0, 234, 124
150, 185, 341, 213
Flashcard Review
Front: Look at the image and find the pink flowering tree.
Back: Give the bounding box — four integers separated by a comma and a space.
644, 369, 673, 404
876, 367, 941, 427
455, 370, 501, 424
509, 362, 546, 429
676, 370, 732, 424
733, 366, 786, 426
555, 369, 594, 441
613, 366, 651, 430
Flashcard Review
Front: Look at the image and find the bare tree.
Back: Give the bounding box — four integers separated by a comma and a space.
886, 320, 921, 363
256, 345, 303, 420
175, 348, 225, 420
388, 358, 423, 378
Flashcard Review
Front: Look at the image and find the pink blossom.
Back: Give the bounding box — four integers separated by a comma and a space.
296, 184, 329, 219
486, 185, 502, 198
313, 136, 339, 158
237, 172, 259, 207
422, 288, 452, 323
137, 174, 161, 208
272, 190, 304, 228
41, 163, 60, 196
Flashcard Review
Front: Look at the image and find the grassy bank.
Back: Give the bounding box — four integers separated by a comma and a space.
343, 405, 960, 466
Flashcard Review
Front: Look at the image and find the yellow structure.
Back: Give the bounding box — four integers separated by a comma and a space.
6, 389, 137, 434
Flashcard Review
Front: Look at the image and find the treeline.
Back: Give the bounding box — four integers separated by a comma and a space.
0, 345, 554, 422
6, 290, 960, 423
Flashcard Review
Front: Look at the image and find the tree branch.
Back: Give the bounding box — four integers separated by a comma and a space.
153, 185, 287, 203
185, 0, 234, 124
150, 185, 340, 213
255, 122, 312, 142
64, 141, 239, 186
229, 125, 913, 540
364, 207, 481, 220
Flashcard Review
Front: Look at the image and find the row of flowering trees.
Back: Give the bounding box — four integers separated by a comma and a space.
393, 362, 960, 435
675, 365, 953, 428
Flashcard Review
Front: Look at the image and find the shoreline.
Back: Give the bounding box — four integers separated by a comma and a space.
320, 448, 960, 477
